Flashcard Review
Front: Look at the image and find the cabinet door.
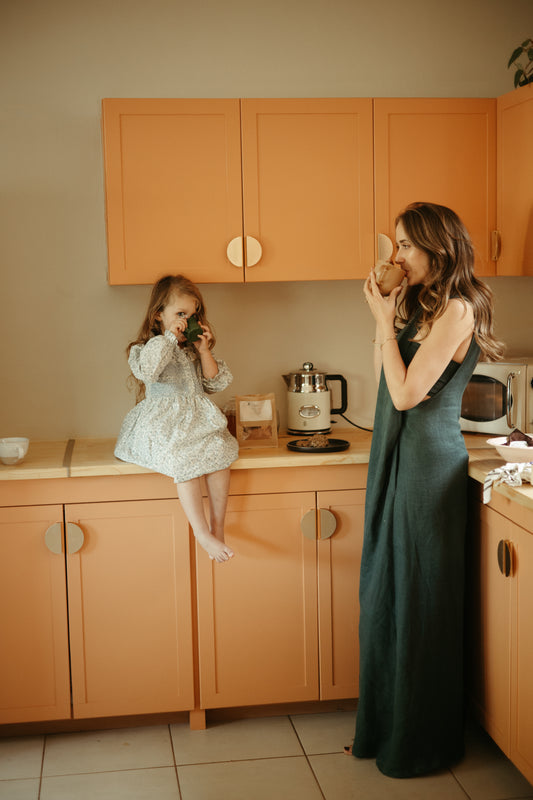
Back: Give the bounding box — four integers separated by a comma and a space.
66, 499, 194, 718
374, 98, 497, 276
497, 84, 533, 276
510, 522, 533, 783
317, 489, 364, 700
0, 506, 71, 723
241, 99, 375, 281
196, 492, 319, 707
102, 98, 243, 284
467, 502, 512, 754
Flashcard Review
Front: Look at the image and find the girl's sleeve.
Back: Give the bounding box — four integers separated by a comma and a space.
128, 331, 178, 383
202, 357, 234, 393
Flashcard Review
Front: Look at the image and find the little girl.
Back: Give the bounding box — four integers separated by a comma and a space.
115, 274, 239, 562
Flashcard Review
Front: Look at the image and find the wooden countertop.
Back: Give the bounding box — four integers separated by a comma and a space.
1, 430, 531, 512
68, 429, 376, 477
0, 440, 71, 481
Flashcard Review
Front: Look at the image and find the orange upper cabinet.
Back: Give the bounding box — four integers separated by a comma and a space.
102, 99, 244, 285
102, 98, 374, 284
374, 98, 497, 275
497, 84, 533, 276
240, 98, 374, 281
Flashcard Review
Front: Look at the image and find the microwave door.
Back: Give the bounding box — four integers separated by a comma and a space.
460, 369, 525, 435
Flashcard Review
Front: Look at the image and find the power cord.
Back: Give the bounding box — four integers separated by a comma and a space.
334, 413, 373, 433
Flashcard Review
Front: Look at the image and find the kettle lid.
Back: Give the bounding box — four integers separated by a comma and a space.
282, 362, 327, 392
294, 362, 321, 375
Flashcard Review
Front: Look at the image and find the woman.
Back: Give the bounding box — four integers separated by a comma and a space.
347, 202, 503, 778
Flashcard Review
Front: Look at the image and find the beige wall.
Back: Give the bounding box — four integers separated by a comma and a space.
1, 0, 532, 439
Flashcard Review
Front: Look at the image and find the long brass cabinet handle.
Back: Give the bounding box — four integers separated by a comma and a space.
491, 230, 501, 261
506, 372, 518, 430
497, 539, 513, 577
44, 522, 63, 554
67, 522, 85, 554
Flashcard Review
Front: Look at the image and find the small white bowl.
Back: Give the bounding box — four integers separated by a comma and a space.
0, 437, 29, 465
487, 436, 533, 463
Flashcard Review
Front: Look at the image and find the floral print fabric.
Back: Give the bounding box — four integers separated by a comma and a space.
115, 330, 239, 482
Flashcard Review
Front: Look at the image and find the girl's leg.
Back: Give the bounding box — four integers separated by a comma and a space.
204, 468, 231, 544
176, 476, 234, 563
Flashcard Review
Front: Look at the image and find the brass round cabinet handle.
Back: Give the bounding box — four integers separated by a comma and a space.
44, 522, 63, 554
319, 508, 337, 540
300, 509, 316, 540
226, 237, 243, 267
245, 236, 262, 267
67, 522, 85, 555
300, 508, 338, 540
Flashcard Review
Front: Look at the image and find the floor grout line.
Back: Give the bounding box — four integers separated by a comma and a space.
288, 715, 327, 800
167, 723, 183, 800
448, 767, 473, 800
37, 735, 46, 800
2, 716, 532, 799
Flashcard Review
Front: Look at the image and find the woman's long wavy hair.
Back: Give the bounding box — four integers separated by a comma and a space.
127, 274, 215, 402
395, 202, 504, 361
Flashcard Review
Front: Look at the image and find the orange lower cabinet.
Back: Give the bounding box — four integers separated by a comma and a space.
510, 522, 533, 784
0, 505, 71, 723
196, 492, 319, 708
468, 503, 512, 754
317, 490, 364, 700
468, 495, 533, 785
65, 499, 195, 718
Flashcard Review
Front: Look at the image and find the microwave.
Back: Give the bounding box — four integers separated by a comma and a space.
460, 357, 533, 435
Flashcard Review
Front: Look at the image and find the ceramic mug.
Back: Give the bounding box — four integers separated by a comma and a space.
0, 437, 30, 465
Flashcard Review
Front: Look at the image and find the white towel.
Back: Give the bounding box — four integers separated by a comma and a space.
483, 462, 533, 503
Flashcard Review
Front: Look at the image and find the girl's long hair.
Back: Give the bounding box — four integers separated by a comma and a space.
127, 274, 215, 402
395, 202, 504, 361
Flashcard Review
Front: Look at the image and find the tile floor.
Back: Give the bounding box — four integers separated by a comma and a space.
0, 711, 532, 799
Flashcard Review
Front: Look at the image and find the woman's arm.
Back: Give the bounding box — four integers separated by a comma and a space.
381, 301, 474, 409
364, 272, 474, 410
372, 323, 383, 384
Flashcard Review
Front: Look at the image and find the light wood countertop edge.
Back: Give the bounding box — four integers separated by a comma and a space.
1, 434, 532, 514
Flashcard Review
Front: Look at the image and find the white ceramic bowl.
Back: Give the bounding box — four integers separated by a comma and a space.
487, 436, 533, 463
0, 437, 30, 465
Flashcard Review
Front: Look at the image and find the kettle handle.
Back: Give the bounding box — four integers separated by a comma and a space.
326, 374, 348, 415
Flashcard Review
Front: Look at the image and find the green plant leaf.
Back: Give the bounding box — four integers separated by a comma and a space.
514, 68, 525, 87
528, 47, 533, 60
508, 45, 524, 66
521, 39, 532, 47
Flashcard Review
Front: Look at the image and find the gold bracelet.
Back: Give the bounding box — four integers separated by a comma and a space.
379, 335, 396, 350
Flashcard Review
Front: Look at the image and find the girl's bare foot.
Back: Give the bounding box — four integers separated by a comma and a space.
195, 530, 234, 562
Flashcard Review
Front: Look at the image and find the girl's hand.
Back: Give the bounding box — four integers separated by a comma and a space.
168, 316, 188, 341
193, 323, 213, 354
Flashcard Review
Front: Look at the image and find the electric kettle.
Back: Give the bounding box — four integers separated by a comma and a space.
282, 362, 348, 435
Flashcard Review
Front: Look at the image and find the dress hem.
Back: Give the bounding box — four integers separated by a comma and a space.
113, 452, 238, 484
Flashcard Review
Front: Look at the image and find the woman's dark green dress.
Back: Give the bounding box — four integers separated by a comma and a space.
352, 311, 480, 778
